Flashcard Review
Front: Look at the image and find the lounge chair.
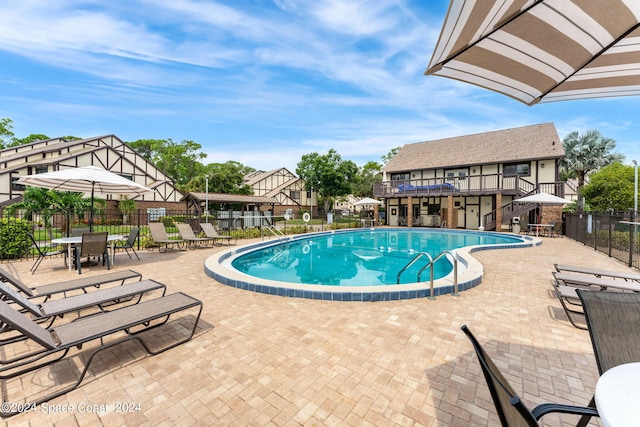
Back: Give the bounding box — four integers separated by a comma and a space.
574, 290, 640, 426
26, 232, 66, 274
551, 278, 590, 330
553, 271, 640, 292
0, 267, 142, 301
554, 263, 640, 282
0, 278, 165, 330
0, 292, 202, 416
176, 223, 216, 249
74, 232, 110, 274
114, 227, 140, 260
461, 325, 599, 426
148, 222, 185, 253
200, 222, 237, 245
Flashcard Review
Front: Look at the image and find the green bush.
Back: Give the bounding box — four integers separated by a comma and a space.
0, 218, 32, 260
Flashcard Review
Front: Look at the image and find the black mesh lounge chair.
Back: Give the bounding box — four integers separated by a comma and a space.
0, 292, 202, 416
26, 233, 65, 275
148, 222, 185, 253
200, 222, 237, 245
74, 232, 110, 274
461, 325, 598, 426
115, 227, 140, 260
176, 223, 215, 249
575, 290, 640, 427
0, 279, 165, 331
0, 267, 142, 301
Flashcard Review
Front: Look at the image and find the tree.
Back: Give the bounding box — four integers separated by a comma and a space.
560, 130, 624, 212
5, 187, 56, 238
581, 162, 635, 211
0, 118, 15, 149
128, 138, 206, 188
118, 196, 137, 225
352, 161, 382, 197
182, 161, 255, 194
48, 191, 92, 234
9, 134, 50, 147
296, 149, 358, 214
381, 147, 401, 165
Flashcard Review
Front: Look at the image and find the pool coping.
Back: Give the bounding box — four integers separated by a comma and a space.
204, 228, 541, 301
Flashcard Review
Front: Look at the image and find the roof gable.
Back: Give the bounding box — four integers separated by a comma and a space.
383, 123, 564, 173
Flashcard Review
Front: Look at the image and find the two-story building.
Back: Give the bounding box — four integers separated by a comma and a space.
0, 135, 185, 215
244, 168, 318, 217
374, 123, 566, 230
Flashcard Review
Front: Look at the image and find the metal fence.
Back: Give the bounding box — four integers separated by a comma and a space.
564, 211, 640, 269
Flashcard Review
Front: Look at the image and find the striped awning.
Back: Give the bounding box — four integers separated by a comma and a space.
426, 1, 640, 105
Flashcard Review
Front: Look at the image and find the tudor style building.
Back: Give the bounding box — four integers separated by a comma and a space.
243, 168, 317, 217
0, 135, 185, 214
375, 123, 566, 230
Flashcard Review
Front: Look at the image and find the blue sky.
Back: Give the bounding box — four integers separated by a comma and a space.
1, 1, 639, 173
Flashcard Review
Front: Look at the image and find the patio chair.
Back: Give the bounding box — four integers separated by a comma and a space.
176, 223, 215, 249
200, 222, 237, 245
0, 278, 165, 331
461, 325, 599, 426
575, 290, 640, 427
74, 232, 110, 274
148, 222, 185, 253
114, 227, 140, 260
70, 227, 90, 237
0, 292, 202, 416
550, 221, 563, 237
26, 233, 65, 275
0, 267, 142, 301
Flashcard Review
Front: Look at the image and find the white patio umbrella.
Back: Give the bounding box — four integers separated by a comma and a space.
427, 1, 640, 105
354, 197, 383, 206
517, 192, 572, 226
17, 166, 153, 231
516, 192, 572, 205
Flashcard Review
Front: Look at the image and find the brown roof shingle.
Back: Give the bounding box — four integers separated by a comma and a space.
383, 122, 564, 173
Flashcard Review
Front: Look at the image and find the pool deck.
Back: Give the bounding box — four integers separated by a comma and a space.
1, 234, 623, 426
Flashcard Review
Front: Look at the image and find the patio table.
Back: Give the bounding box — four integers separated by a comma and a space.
595, 362, 640, 426
52, 234, 125, 271
528, 223, 553, 237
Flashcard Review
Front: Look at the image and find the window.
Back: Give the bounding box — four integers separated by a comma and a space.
35, 166, 48, 174
119, 174, 133, 181
290, 191, 300, 201
503, 163, 530, 176
11, 177, 25, 191
391, 173, 410, 181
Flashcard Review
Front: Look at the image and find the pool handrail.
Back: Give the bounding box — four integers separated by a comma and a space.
397, 252, 433, 285
396, 250, 458, 300
417, 250, 459, 298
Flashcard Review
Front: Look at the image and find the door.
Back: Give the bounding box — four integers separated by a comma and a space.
465, 203, 480, 229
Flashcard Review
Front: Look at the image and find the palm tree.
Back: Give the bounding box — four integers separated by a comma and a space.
560, 130, 625, 211
48, 191, 91, 235
6, 187, 55, 238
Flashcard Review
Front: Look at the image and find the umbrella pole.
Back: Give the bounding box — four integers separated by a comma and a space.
89, 184, 95, 232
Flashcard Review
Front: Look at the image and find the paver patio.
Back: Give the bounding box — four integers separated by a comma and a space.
1, 234, 624, 426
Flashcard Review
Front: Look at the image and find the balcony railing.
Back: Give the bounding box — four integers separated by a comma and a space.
374, 174, 564, 199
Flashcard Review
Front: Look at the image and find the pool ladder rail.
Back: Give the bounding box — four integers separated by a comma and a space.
264, 225, 287, 242
396, 250, 459, 299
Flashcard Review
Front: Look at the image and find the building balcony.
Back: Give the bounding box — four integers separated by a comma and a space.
374, 174, 564, 198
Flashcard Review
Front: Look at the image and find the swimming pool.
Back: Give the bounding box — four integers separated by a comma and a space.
205, 228, 539, 301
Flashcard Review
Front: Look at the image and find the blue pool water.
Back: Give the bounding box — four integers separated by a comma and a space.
231, 229, 524, 286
